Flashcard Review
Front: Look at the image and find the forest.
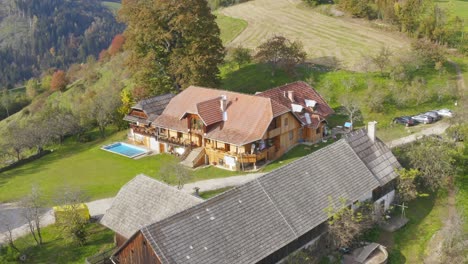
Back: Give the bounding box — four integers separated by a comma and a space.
0, 0, 124, 88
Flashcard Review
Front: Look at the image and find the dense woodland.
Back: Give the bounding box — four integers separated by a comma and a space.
0, 0, 124, 88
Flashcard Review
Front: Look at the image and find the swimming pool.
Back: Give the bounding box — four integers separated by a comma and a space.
102, 142, 149, 158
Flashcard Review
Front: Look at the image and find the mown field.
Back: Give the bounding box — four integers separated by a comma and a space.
221, 0, 410, 70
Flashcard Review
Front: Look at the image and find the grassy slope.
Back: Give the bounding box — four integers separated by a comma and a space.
101, 1, 121, 13
0, 130, 240, 203
215, 12, 248, 45
10, 223, 114, 264
221, 0, 410, 70
220, 62, 457, 142
390, 193, 446, 263
436, 0, 468, 29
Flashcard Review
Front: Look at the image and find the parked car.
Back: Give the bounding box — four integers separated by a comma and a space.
423, 111, 441, 121
393, 116, 415, 126
412, 114, 434, 124
436, 108, 453, 117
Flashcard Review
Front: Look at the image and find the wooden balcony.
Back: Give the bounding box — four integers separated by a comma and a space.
131, 125, 157, 137
268, 127, 281, 138
158, 135, 192, 147
206, 146, 273, 164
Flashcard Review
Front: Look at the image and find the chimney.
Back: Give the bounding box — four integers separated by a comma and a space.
220, 95, 228, 121
367, 121, 377, 143
287, 91, 294, 102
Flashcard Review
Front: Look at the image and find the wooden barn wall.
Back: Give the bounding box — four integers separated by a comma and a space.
115, 233, 128, 248
115, 232, 161, 264
257, 222, 328, 264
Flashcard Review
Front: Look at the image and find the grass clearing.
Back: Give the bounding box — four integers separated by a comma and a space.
2, 223, 114, 263
436, 0, 468, 29
102, 1, 121, 13
262, 139, 338, 172
220, 0, 410, 70
387, 193, 447, 263
0, 129, 241, 203
215, 12, 248, 45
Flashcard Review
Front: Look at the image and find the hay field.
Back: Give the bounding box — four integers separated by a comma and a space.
221, 0, 410, 70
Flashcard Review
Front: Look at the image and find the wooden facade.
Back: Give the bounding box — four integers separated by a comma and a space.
113, 232, 160, 264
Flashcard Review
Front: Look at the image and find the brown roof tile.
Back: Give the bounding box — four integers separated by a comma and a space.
256, 81, 334, 128
154, 87, 279, 146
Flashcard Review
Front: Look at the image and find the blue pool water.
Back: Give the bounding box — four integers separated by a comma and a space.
102, 142, 148, 158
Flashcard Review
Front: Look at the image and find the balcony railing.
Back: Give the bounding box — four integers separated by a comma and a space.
131, 125, 157, 137
158, 135, 192, 147
268, 127, 281, 138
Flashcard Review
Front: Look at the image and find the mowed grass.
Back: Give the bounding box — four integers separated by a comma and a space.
220, 0, 410, 70
0, 130, 240, 203
215, 12, 248, 45
102, 1, 121, 13
8, 223, 114, 264
436, 0, 468, 28
388, 193, 447, 263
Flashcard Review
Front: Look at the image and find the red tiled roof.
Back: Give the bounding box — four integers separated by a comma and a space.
256, 81, 334, 128
154, 86, 284, 146
197, 97, 223, 126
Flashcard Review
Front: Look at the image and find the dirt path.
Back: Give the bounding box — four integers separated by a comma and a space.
385, 122, 451, 148
221, 0, 410, 70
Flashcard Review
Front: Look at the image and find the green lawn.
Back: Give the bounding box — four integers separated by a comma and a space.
262, 139, 338, 172
455, 141, 468, 232
0, 130, 240, 203
387, 193, 446, 263
436, 0, 468, 28
102, 1, 121, 13
215, 12, 248, 45
0, 223, 114, 264
199, 187, 232, 199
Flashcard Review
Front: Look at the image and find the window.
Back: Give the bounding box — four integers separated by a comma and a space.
284, 117, 289, 127
289, 131, 294, 141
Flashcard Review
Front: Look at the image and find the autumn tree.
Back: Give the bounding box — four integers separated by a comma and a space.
20, 185, 46, 246
325, 198, 375, 248
50, 70, 69, 92
396, 168, 419, 203
108, 34, 125, 56
338, 94, 362, 125
254, 36, 307, 75
407, 137, 456, 191
160, 159, 193, 189
371, 46, 392, 75
231, 46, 252, 69
0, 88, 11, 117
120, 0, 225, 95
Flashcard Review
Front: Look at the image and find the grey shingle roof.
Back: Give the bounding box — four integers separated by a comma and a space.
140, 140, 383, 264
133, 93, 176, 122
344, 129, 401, 185
101, 174, 203, 239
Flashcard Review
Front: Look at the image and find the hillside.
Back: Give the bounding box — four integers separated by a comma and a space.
221, 0, 411, 70
0, 0, 124, 87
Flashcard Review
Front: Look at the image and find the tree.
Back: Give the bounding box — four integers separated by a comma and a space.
231, 46, 252, 69
50, 70, 69, 92
25, 78, 41, 100
54, 187, 89, 246
338, 94, 362, 125
120, 0, 225, 95
0, 88, 11, 117
396, 168, 419, 203
20, 185, 45, 246
108, 34, 125, 56
325, 198, 375, 248
4, 121, 29, 161
160, 160, 193, 189
371, 46, 392, 75
86, 83, 122, 138
407, 137, 456, 191
254, 36, 307, 75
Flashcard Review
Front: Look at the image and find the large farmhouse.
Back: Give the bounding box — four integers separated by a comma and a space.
110, 126, 401, 264
125, 81, 333, 170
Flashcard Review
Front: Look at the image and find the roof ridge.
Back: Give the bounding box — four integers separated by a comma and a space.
255, 178, 298, 238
